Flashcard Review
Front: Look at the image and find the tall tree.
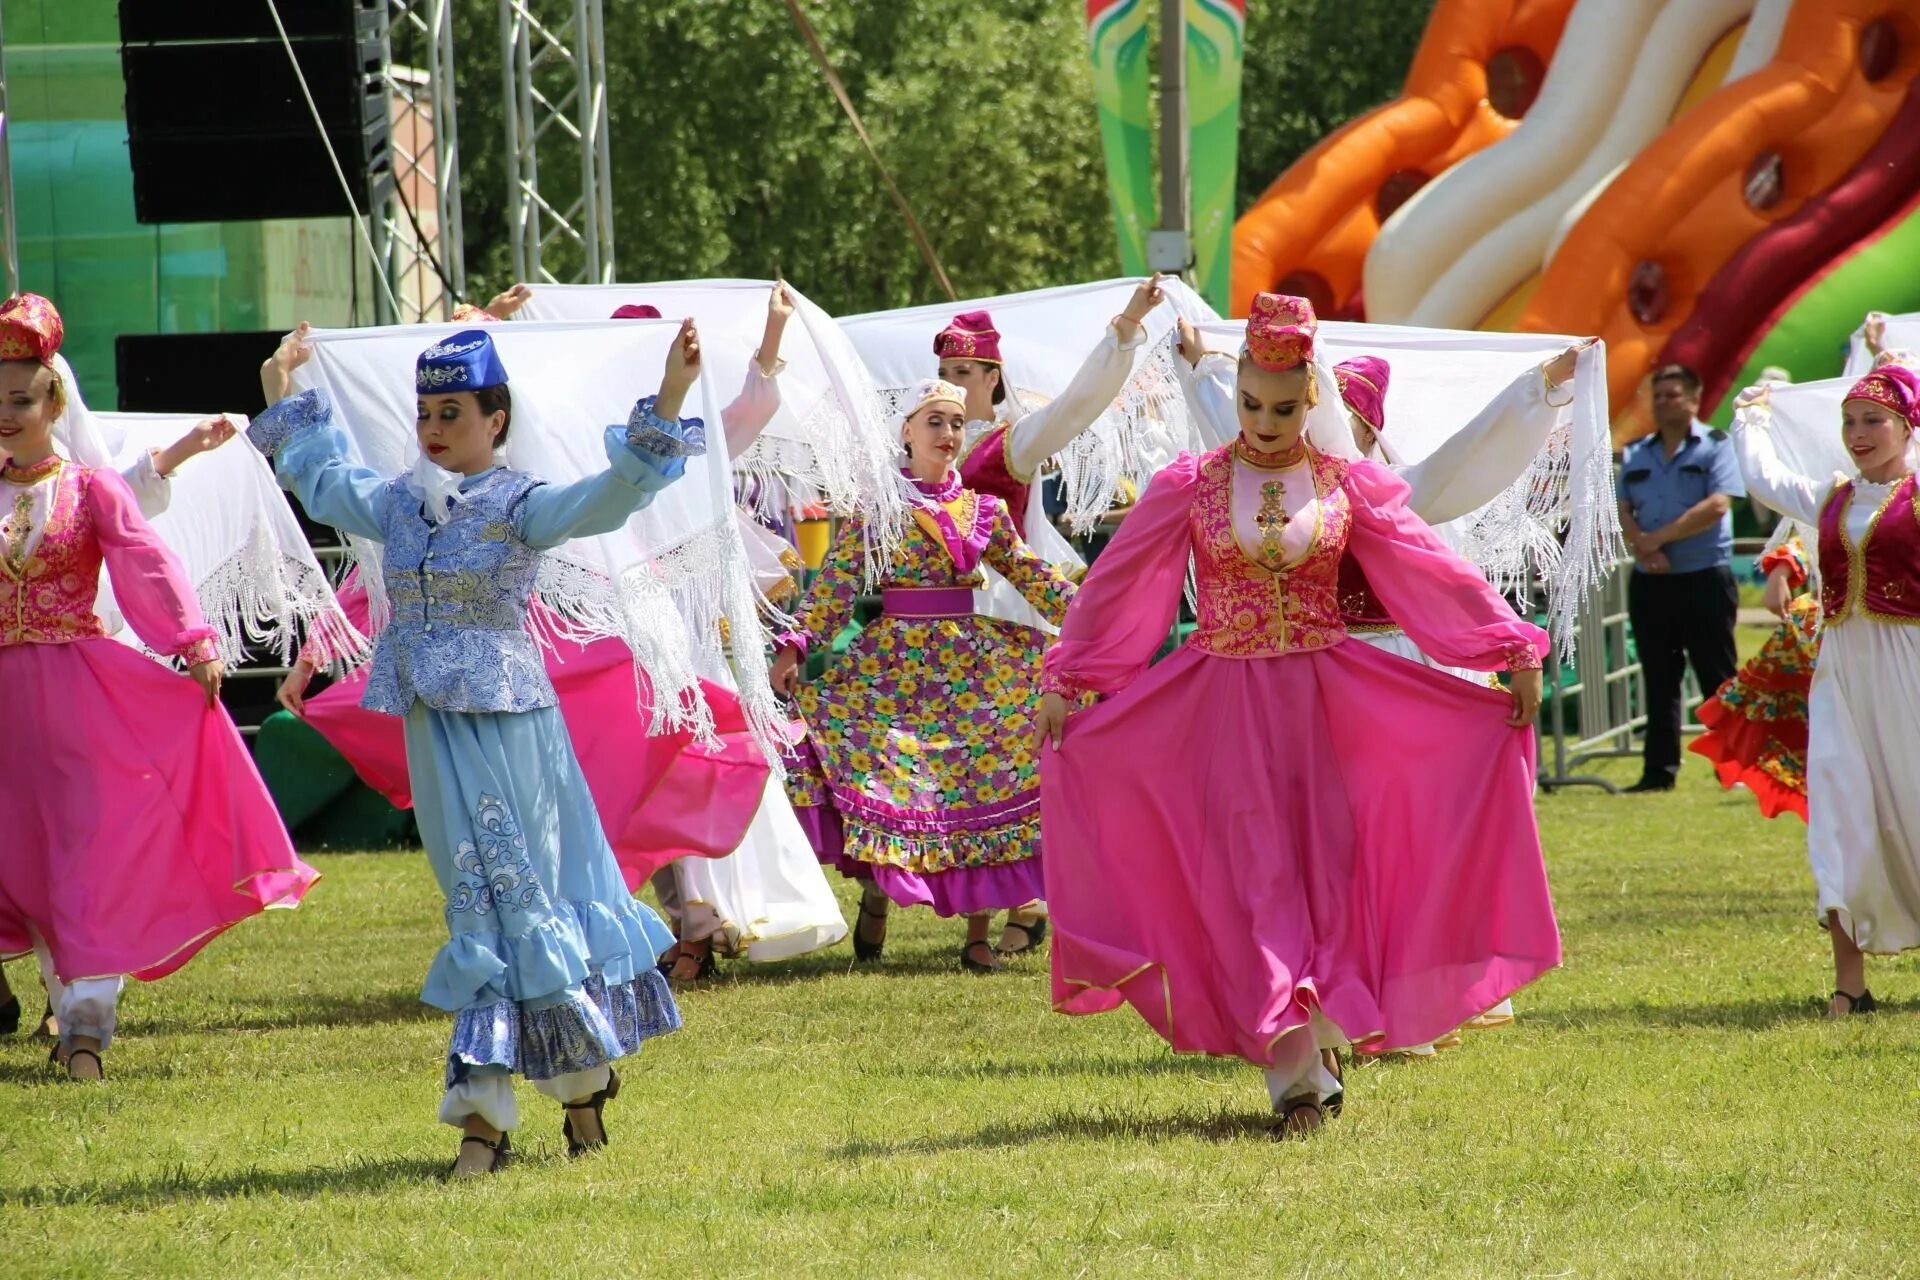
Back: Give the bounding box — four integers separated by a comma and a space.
450, 0, 1431, 314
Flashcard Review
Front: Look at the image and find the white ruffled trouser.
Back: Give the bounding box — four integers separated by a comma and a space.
32, 928, 125, 1052
439, 1064, 613, 1132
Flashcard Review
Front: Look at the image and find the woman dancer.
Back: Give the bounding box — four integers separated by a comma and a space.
252, 320, 700, 1176
1689, 527, 1819, 821
1035, 294, 1559, 1134
1730, 365, 1920, 1019
771, 379, 1077, 973
0, 292, 318, 1081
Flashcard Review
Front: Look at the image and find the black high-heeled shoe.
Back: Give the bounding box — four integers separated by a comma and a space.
852, 895, 889, 963
0, 995, 20, 1036
562, 1066, 622, 1157
447, 1132, 512, 1178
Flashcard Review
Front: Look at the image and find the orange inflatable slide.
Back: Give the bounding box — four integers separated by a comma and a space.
1232, 0, 1920, 439
1229, 0, 1573, 319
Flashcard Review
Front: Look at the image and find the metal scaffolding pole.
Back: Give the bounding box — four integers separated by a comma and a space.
0, 20, 22, 297
500, 0, 615, 285
383, 0, 467, 322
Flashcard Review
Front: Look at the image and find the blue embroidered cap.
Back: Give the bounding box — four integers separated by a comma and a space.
416, 329, 509, 395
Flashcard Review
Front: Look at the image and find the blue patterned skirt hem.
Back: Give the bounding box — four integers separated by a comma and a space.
445, 969, 681, 1084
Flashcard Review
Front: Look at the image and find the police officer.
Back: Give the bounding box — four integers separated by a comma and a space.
1617, 363, 1746, 793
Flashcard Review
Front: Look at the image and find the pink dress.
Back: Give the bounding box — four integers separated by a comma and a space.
1039, 445, 1560, 1063
0, 459, 317, 981
299, 570, 770, 890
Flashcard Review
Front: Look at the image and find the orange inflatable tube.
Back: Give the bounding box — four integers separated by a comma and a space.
1229, 0, 1574, 319
1520, 2, 1920, 421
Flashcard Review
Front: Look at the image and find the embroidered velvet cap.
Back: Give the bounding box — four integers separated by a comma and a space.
904, 378, 967, 422
1242, 292, 1316, 372
0, 293, 64, 365
933, 310, 1002, 365
1334, 355, 1391, 432
415, 329, 509, 394
1844, 362, 1920, 426
610, 304, 663, 320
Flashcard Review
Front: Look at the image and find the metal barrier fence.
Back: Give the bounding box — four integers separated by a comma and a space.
1536, 538, 1767, 793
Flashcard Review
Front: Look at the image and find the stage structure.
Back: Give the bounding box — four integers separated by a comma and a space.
499, 0, 615, 286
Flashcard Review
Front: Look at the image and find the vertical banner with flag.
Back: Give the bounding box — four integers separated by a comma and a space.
1185, 0, 1246, 313
1087, 0, 1154, 275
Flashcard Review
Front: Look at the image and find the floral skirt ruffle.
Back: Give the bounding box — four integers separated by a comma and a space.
1690, 597, 1818, 822
784, 614, 1051, 897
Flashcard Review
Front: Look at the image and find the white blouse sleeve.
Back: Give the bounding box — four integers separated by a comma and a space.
1176, 351, 1239, 452
119, 450, 172, 520
1398, 366, 1555, 526
1729, 400, 1824, 525
1004, 321, 1146, 478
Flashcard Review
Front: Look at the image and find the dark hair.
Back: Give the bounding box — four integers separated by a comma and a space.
1651, 363, 1702, 396
475, 383, 513, 445
989, 364, 1005, 406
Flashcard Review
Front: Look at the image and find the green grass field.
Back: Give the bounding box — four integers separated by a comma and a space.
7, 723, 1917, 1277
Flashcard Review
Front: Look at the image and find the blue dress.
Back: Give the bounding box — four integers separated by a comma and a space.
250, 388, 696, 1094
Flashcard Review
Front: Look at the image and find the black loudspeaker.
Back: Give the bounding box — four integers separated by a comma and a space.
115, 330, 283, 415
119, 0, 393, 224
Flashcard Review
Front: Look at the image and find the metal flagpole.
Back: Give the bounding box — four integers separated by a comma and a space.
1147, 0, 1191, 280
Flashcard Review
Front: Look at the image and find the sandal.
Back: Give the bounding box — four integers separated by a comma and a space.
447, 1132, 512, 1179
34, 1003, 56, 1040
853, 895, 890, 963
562, 1066, 622, 1157
995, 915, 1049, 957
1277, 1097, 1323, 1139
1830, 988, 1877, 1016
665, 943, 716, 987
959, 940, 1002, 974
1322, 1049, 1344, 1119
65, 1048, 105, 1082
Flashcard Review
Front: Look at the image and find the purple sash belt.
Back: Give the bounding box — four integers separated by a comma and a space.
882, 587, 975, 619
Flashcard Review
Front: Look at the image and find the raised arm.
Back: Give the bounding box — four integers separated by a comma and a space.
1177, 349, 1240, 452
1004, 277, 1163, 476
85, 467, 220, 667
514, 316, 709, 548
248, 388, 392, 543
1728, 386, 1823, 524
1039, 454, 1197, 701
1345, 459, 1547, 674
1399, 359, 1564, 526
512, 398, 704, 548
722, 283, 794, 459
118, 450, 173, 520
981, 496, 1077, 628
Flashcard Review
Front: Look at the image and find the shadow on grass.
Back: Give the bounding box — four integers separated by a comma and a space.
169, 989, 442, 1035
1520, 993, 1894, 1032
898, 1052, 1235, 1083
2, 1154, 452, 1209
831, 1106, 1280, 1157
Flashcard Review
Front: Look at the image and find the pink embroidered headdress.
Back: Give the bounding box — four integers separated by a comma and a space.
934, 310, 1002, 365
1845, 363, 1920, 425
1242, 292, 1315, 371
1334, 355, 1390, 433
610, 304, 663, 320
0, 293, 64, 365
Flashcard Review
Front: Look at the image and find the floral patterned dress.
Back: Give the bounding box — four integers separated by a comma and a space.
785, 471, 1076, 915
1691, 536, 1819, 821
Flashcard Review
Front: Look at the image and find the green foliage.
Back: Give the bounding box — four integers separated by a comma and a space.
1237, 0, 1436, 211
446, 1, 1432, 313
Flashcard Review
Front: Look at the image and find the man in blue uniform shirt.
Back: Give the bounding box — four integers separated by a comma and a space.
1616, 363, 1746, 793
